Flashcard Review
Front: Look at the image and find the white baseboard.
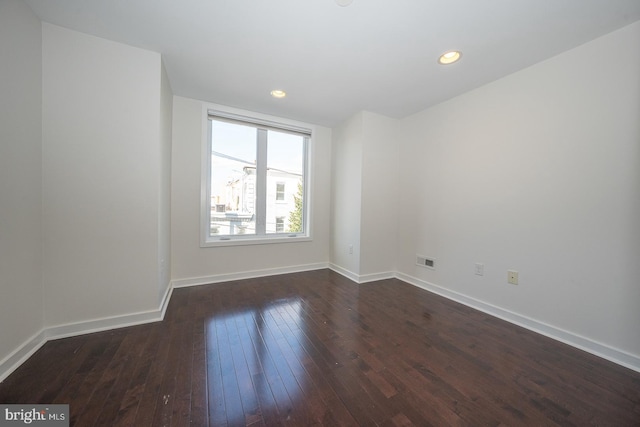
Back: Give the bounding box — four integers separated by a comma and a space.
159, 282, 174, 319
328, 264, 360, 282
0, 330, 47, 383
328, 264, 395, 284
396, 272, 640, 373
44, 306, 164, 342
171, 262, 330, 288
0, 282, 174, 383
358, 271, 396, 283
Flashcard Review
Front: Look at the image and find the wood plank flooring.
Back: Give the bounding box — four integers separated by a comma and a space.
1, 269, 639, 426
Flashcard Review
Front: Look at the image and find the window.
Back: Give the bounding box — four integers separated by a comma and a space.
202, 110, 310, 245
276, 182, 285, 201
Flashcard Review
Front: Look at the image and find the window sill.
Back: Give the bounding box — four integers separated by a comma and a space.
201, 234, 311, 248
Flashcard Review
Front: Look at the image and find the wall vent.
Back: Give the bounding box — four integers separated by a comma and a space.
416, 255, 435, 270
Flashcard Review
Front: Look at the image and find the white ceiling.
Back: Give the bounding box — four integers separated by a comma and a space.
24, 0, 640, 127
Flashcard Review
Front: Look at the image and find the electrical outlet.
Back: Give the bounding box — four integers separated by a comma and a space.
348, 244, 353, 254
508, 270, 518, 285
474, 263, 484, 276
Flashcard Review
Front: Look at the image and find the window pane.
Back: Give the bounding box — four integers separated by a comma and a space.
210, 120, 257, 236
276, 182, 285, 201
266, 130, 304, 234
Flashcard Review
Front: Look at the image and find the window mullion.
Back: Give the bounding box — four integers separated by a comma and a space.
301, 136, 309, 233
255, 129, 268, 235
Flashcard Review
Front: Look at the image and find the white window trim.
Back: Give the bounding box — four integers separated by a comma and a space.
200, 103, 313, 247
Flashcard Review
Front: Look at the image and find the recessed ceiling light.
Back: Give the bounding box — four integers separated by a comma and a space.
438, 50, 462, 65
270, 90, 287, 98
335, 0, 354, 6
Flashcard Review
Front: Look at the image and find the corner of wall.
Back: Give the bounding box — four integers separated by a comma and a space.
0, 0, 45, 374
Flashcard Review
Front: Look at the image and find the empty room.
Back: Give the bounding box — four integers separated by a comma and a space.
1, 0, 639, 425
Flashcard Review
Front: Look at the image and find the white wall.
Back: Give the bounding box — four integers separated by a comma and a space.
171, 96, 331, 284
397, 21, 640, 362
158, 62, 173, 304
360, 112, 399, 277
42, 23, 166, 326
330, 111, 399, 280
0, 0, 44, 366
330, 113, 364, 276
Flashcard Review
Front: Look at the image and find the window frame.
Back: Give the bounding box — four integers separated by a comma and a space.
200, 106, 312, 247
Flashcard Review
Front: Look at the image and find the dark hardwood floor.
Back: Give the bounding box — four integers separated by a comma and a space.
1, 269, 639, 426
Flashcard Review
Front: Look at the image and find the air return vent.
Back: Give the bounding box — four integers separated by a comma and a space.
416, 255, 435, 270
